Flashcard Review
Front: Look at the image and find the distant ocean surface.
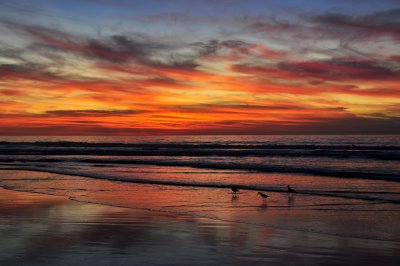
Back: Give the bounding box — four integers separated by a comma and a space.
1, 135, 399, 203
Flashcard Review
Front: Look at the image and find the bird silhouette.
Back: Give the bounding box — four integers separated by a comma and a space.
287, 185, 296, 193
257, 192, 269, 198
231, 187, 239, 193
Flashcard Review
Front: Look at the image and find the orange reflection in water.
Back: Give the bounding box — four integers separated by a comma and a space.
0, 187, 67, 215
1, 169, 400, 264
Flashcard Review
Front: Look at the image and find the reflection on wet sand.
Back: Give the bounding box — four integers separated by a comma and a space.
1, 170, 400, 265
231, 194, 239, 202
288, 194, 295, 207
259, 201, 268, 210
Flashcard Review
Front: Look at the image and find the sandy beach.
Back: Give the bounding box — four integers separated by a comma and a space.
1, 169, 399, 265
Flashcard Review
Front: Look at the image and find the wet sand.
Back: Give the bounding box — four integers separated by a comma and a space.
1, 170, 400, 265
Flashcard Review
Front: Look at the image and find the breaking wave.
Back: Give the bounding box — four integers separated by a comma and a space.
1, 141, 399, 160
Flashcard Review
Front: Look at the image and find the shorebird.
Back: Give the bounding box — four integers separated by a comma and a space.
287, 185, 296, 193
231, 187, 239, 194
257, 192, 269, 198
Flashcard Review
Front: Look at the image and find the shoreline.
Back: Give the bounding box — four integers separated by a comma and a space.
2, 166, 400, 206
1, 170, 400, 265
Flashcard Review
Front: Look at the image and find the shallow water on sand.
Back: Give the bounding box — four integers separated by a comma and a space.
1, 170, 400, 265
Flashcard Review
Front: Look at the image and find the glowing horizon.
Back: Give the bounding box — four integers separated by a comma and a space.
0, 0, 399, 135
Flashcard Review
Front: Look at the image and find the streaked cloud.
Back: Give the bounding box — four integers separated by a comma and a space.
0, 1, 399, 134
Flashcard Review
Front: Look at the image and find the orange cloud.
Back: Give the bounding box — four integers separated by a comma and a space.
0, 13, 399, 135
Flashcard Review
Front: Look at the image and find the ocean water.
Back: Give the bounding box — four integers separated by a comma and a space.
0, 135, 399, 203
1, 135, 400, 264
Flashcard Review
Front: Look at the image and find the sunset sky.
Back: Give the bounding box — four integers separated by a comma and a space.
0, 0, 399, 135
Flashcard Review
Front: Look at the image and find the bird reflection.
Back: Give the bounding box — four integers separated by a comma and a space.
288, 194, 295, 207
231, 194, 239, 202
259, 201, 268, 210
257, 192, 269, 210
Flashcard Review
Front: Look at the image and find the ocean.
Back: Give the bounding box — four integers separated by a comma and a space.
1, 135, 400, 265
0, 135, 399, 203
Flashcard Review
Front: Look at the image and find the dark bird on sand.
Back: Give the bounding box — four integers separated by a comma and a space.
258, 192, 269, 198
287, 185, 296, 193
231, 187, 239, 193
